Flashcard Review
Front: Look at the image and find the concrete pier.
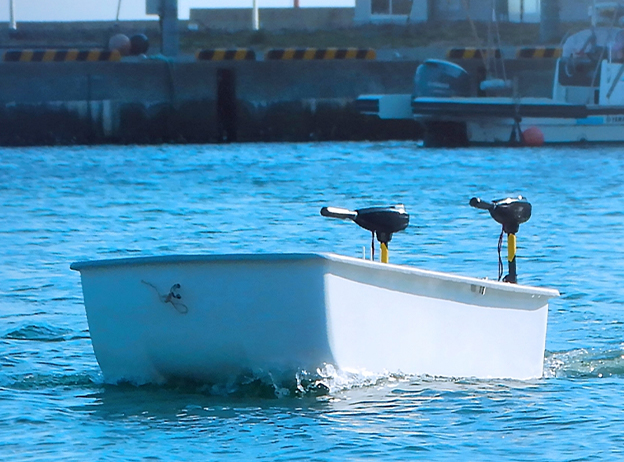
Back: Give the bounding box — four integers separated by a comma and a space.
0, 58, 555, 146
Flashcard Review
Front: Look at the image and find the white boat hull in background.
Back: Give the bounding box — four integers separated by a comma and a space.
71, 253, 559, 384
468, 116, 624, 144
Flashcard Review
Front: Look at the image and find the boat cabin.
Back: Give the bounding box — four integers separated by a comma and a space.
555, 27, 624, 105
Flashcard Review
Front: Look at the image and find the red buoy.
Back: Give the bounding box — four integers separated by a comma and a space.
522, 126, 545, 147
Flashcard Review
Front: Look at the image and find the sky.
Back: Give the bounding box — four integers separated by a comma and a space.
1, 0, 356, 22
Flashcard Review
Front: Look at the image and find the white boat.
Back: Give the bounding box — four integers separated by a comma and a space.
357, 2, 624, 147
71, 201, 559, 385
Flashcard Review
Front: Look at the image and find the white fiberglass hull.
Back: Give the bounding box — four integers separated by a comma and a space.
467, 115, 624, 144
71, 253, 559, 384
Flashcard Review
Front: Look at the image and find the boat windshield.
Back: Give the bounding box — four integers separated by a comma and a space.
562, 27, 624, 60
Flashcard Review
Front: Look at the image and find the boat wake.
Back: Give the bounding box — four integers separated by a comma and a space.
298, 364, 399, 395
544, 348, 624, 378
6, 321, 623, 397
0, 322, 398, 398
116, 364, 399, 399
4, 351, 624, 400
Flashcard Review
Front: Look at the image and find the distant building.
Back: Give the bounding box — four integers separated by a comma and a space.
189, 7, 355, 31
353, 0, 428, 23
188, 1, 596, 31
355, 0, 594, 24
506, 0, 591, 23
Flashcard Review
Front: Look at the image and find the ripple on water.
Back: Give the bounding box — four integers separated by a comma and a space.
3, 324, 76, 342
1, 143, 624, 460
545, 347, 624, 378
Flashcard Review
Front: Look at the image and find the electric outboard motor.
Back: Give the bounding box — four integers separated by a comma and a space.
470, 196, 532, 283
321, 204, 409, 263
353, 206, 409, 244
414, 59, 470, 98
470, 196, 532, 234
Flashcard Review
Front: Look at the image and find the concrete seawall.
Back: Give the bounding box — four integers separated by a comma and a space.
0, 59, 556, 146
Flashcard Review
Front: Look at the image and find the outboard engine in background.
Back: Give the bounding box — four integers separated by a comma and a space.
413, 59, 470, 98
414, 59, 470, 147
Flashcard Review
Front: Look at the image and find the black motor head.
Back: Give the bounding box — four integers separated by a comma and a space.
320, 204, 409, 244
470, 196, 531, 234
354, 205, 409, 243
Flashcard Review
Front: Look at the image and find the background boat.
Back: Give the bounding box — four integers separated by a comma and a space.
357, 1, 624, 146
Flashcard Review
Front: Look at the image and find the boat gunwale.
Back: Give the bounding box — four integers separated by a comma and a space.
70, 252, 560, 298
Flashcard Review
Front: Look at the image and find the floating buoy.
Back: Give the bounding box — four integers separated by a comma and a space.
108, 34, 131, 56
522, 126, 545, 146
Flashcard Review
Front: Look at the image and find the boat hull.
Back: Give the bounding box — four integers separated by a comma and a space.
357, 54, 624, 147
467, 115, 624, 144
71, 253, 558, 383
412, 97, 624, 145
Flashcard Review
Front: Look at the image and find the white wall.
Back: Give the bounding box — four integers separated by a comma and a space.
508, 0, 541, 23
354, 0, 428, 23
409, 0, 428, 22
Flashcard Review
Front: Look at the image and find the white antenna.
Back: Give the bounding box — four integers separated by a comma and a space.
252, 0, 259, 31
9, 0, 16, 30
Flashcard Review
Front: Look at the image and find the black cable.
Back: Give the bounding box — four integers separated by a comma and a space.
371, 232, 375, 261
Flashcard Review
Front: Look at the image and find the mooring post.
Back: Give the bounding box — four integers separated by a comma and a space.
9, 0, 16, 30
539, 0, 560, 44
252, 0, 260, 30
160, 0, 179, 57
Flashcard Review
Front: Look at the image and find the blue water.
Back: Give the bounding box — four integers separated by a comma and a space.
2, 142, 624, 460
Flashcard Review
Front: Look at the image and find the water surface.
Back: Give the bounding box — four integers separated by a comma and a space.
1, 142, 624, 460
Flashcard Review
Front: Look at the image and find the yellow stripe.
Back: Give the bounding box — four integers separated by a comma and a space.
365, 49, 376, 59
516, 47, 562, 58
303, 48, 316, 60
66, 49, 79, 61
345, 48, 358, 59
466, 49, 476, 59
234, 49, 247, 60
215, 49, 226, 60
110, 50, 121, 61
42, 50, 56, 62
283, 49, 295, 60
19, 50, 33, 62
86, 51, 100, 61
324, 48, 337, 59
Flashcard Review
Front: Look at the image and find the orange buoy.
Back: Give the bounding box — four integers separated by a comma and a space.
522, 126, 545, 147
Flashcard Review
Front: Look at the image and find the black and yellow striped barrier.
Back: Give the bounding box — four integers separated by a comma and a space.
515, 47, 562, 59
195, 48, 256, 61
3, 49, 121, 62
265, 48, 376, 60
446, 48, 502, 59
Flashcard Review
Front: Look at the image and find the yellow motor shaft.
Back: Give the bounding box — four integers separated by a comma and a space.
381, 242, 389, 263
507, 233, 516, 263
